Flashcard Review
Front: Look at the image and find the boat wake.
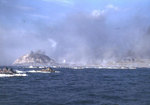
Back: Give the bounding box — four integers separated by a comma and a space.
27, 70, 60, 73
0, 69, 60, 77
0, 73, 27, 77
55, 71, 60, 73
28, 70, 51, 73
15, 70, 27, 74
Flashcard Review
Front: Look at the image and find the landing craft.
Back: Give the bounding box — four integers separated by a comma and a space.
28, 67, 58, 73
0, 67, 27, 77
35, 67, 56, 73
40, 67, 55, 72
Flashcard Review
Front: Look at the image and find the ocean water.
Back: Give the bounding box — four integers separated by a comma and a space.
0, 68, 150, 105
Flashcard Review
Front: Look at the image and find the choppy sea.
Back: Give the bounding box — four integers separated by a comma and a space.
0, 67, 150, 105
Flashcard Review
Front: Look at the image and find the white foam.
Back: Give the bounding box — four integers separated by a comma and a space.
27, 70, 60, 73
27, 70, 37, 73
15, 70, 26, 74
55, 71, 60, 73
27, 70, 51, 73
0, 73, 27, 77
13, 74, 27, 76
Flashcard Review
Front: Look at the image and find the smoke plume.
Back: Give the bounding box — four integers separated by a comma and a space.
0, 0, 150, 65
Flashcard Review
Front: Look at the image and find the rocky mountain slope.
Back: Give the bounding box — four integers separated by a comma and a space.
13, 51, 55, 66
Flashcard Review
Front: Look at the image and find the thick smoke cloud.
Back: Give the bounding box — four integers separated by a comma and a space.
0, 0, 150, 65
45, 7, 150, 65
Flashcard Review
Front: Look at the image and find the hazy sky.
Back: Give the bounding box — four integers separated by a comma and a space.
0, 0, 150, 65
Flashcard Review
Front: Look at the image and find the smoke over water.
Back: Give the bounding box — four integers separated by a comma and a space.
0, 0, 150, 65
51, 11, 150, 65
